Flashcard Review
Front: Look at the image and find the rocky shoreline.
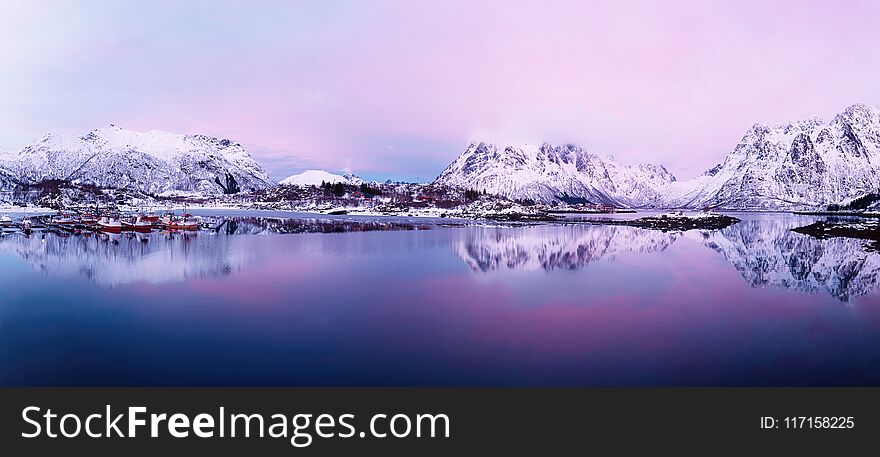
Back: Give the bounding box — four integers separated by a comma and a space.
580, 212, 741, 232
793, 210, 880, 218
791, 220, 880, 245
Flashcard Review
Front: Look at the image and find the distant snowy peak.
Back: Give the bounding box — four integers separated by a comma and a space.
434, 141, 675, 206
0, 124, 273, 195
280, 169, 363, 186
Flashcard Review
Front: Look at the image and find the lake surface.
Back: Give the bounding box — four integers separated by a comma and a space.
1, 211, 879, 386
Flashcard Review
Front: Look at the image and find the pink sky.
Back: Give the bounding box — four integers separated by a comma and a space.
2, 0, 880, 181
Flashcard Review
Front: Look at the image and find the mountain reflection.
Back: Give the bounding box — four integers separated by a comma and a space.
454, 217, 880, 301
693, 219, 880, 302
0, 230, 237, 286
0, 217, 434, 287
453, 225, 678, 272
1, 215, 879, 301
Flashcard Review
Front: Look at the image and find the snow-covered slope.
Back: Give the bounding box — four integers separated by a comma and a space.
434, 142, 675, 206
0, 125, 273, 195
279, 169, 362, 186
667, 104, 880, 210
436, 104, 880, 210
0, 166, 15, 191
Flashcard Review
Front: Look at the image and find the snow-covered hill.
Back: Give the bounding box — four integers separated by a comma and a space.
434, 142, 675, 206
435, 104, 880, 210
279, 169, 362, 186
0, 125, 273, 195
0, 166, 14, 191
666, 104, 880, 210
4, 104, 880, 210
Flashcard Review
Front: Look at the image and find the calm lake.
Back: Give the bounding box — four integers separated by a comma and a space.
1, 211, 879, 386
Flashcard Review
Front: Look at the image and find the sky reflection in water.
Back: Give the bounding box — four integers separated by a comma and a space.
0, 214, 879, 386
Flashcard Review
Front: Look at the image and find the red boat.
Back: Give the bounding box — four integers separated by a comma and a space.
97, 217, 123, 233
160, 214, 201, 231
121, 216, 153, 233
139, 212, 160, 223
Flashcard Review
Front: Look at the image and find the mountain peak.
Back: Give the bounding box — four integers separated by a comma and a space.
280, 169, 362, 186
843, 103, 872, 115
438, 103, 880, 210
91, 123, 144, 136
663, 103, 880, 209
833, 103, 879, 127
435, 141, 673, 206
4, 126, 273, 195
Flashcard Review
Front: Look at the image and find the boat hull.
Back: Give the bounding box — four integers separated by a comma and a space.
98, 224, 123, 233
122, 223, 152, 233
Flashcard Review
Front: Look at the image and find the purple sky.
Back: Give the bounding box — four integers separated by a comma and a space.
2, 0, 880, 182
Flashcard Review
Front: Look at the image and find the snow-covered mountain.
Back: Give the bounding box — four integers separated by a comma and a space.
667, 104, 880, 210
279, 169, 362, 186
434, 142, 676, 206
0, 125, 273, 195
435, 104, 880, 210
0, 166, 15, 191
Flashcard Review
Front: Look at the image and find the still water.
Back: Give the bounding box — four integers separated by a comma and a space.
1, 212, 879, 386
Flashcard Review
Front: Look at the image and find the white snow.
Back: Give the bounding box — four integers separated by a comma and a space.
279, 169, 362, 186
3, 104, 880, 212
435, 104, 880, 210
434, 142, 676, 207
0, 124, 274, 195
661, 105, 880, 209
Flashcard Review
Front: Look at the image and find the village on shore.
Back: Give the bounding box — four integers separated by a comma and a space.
0, 177, 752, 237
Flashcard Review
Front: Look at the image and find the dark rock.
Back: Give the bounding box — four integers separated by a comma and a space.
214, 171, 241, 194
792, 220, 880, 243
584, 213, 741, 232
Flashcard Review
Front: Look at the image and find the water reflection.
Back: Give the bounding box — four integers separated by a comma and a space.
2, 214, 880, 301
212, 216, 437, 235
451, 218, 880, 301
3, 213, 880, 386
694, 219, 880, 302
0, 217, 437, 287
0, 231, 247, 286
453, 225, 677, 272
